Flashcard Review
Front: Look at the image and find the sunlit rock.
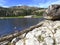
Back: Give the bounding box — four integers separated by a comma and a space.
16, 39, 23, 45
11, 20, 60, 45
43, 4, 60, 20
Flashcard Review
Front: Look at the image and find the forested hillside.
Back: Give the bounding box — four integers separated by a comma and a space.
0, 6, 46, 17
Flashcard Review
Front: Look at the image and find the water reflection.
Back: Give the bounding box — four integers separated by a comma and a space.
0, 18, 44, 36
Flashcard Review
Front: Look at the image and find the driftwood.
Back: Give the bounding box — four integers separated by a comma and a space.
0, 21, 43, 42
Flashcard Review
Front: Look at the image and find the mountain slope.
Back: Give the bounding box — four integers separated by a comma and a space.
0, 6, 45, 17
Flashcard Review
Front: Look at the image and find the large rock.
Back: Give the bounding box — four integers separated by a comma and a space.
0, 41, 9, 45
11, 20, 60, 45
43, 4, 60, 20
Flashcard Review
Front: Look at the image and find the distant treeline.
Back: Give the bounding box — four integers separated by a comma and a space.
0, 6, 46, 17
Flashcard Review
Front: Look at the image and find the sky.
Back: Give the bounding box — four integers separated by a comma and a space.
0, 0, 60, 8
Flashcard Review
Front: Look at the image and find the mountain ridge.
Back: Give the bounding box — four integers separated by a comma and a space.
0, 6, 45, 17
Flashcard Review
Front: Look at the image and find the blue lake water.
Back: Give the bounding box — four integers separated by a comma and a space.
0, 18, 44, 36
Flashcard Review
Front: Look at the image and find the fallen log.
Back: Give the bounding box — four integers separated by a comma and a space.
0, 21, 43, 42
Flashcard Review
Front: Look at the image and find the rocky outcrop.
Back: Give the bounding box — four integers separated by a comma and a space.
11, 20, 60, 45
1, 4, 60, 45
0, 41, 9, 45
43, 4, 60, 20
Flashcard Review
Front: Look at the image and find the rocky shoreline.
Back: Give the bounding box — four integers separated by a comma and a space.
10, 4, 60, 45
0, 20, 44, 45
1, 20, 60, 45
11, 20, 60, 45
1, 4, 60, 45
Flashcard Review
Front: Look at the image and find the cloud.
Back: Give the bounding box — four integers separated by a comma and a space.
12, 0, 60, 8
0, 0, 6, 6
0, 0, 60, 8
33, 0, 60, 8
17, 0, 60, 8
0, 0, 5, 3
16, 4, 23, 6
51, 0, 60, 4
38, 1, 52, 8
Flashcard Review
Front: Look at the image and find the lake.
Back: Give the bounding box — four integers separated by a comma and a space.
0, 18, 44, 36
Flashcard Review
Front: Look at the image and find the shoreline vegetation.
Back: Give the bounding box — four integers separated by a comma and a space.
0, 5, 45, 19
0, 16, 43, 19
